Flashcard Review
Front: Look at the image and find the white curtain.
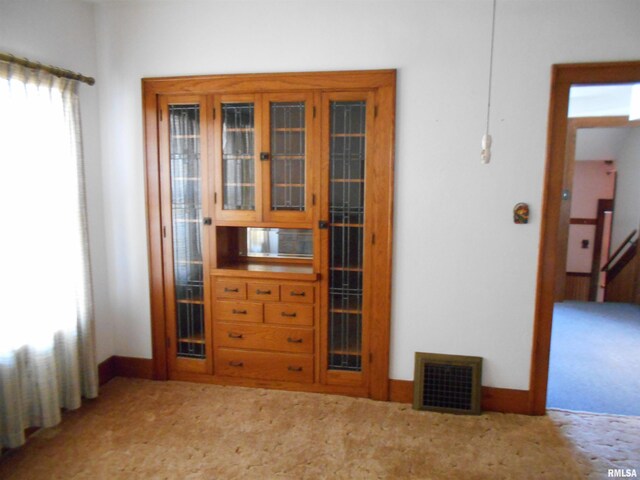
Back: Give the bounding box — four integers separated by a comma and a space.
0, 63, 98, 449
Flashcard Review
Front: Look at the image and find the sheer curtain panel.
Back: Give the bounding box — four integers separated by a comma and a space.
0, 63, 98, 449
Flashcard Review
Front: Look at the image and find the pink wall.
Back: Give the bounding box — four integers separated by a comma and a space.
570, 161, 616, 218
566, 160, 616, 273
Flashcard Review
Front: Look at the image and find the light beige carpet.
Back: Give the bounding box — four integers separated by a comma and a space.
0, 377, 638, 479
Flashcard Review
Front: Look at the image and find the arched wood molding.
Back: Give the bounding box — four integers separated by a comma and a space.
529, 61, 640, 415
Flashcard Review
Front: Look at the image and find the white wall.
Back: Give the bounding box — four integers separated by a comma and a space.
612, 127, 640, 250
92, 0, 640, 390
0, 0, 113, 363
575, 127, 630, 161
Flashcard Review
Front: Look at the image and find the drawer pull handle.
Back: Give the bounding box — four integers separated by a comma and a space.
232, 309, 247, 315
229, 361, 244, 367
290, 291, 306, 297
288, 366, 303, 372
224, 287, 239, 293
228, 332, 244, 339
287, 337, 303, 343
281, 312, 297, 318
256, 289, 272, 295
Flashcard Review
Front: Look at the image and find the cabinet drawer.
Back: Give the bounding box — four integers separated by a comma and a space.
215, 280, 246, 300
215, 323, 313, 354
247, 282, 280, 301
281, 284, 314, 303
264, 303, 314, 326
215, 300, 263, 323
216, 348, 313, 383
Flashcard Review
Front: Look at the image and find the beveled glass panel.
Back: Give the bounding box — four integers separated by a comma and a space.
169, 104, 205, 359
222, 103, 255, 210
271, 102, 305, 211
328, 101, 366, 372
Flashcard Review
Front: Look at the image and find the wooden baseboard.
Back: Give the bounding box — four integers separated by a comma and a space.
481, 386, 531, 414
98, 356, 116, 386
389, 379, 531, 414
98, 359, 530, 414
389, 379, 414, 404
113, 356, 154, 379
98, 356, 154, 386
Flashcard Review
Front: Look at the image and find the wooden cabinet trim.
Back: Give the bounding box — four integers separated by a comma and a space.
143, 70, 396, 95
261, 92, 316, 224
213, 94, 263, 223
157, 95, 213, 377
213, 268, 318, 281
144, 69, 395, 400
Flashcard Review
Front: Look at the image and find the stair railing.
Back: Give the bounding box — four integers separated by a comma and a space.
601, 229, 637, 273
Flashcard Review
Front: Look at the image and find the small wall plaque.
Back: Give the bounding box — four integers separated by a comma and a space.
514, 203, 529, 224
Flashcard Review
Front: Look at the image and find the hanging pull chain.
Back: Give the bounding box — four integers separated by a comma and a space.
482, 0, 497, 164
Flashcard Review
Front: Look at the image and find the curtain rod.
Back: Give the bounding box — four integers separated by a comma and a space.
0, 52, 95, 86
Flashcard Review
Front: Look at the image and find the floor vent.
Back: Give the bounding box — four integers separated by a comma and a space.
413, 352, 482, 415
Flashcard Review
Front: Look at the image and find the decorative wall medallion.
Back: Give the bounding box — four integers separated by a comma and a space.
513, 203, 529, 224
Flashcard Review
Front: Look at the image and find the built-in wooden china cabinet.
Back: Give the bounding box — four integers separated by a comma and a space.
143, 70, 395, 400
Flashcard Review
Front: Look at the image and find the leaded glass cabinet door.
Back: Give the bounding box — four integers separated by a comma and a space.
261, 93, 315, 224
159, 96, 212, 375
214, 95, 262, 222
320, 92, 375, 387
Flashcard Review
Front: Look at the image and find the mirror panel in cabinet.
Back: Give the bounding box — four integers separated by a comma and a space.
240, 227, 313, 259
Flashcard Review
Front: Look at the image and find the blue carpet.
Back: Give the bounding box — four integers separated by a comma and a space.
547, 301, 640, 416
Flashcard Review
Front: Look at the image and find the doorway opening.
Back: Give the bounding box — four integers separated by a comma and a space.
549, 105, 640, 415
530, 62, 640, 416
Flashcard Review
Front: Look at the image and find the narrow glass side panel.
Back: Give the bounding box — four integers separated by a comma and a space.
328, 101, 366, 371
169, 104, 205, 359
271, 102, 305, 211
222, 103, 255, 210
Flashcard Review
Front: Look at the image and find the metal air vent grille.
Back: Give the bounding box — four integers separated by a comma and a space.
413, 352, 482, 415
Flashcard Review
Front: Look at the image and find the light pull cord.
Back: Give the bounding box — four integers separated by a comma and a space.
482, 0, 497, 164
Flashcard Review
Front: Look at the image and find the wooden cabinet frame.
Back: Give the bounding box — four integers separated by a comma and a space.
319, 91, 376, 390
156, 95, 214, 376
143, 70, 396, 401
213, 94, 263, 223
261, 92, 316, 225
